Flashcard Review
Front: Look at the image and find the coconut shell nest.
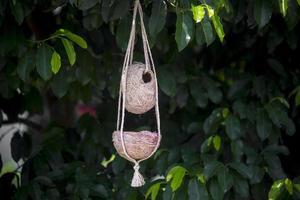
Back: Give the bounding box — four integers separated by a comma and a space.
112, 130, 159, 160
123, 63, 156, 114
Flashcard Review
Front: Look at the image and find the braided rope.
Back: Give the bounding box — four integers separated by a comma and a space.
115, 0, 161, 187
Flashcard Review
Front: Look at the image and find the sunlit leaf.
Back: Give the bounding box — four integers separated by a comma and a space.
191, 5, 205, 23
166, 166, 187, 191
51, 51, 61, 74
146, 182, 162, 200
211, 14, 225, 42
285, 178, 293, 195
279, 0, 288, 17
268, 179, 285, 200
213, 135, 221, 151
61, 38, 76, 66
56, 29, 87, 49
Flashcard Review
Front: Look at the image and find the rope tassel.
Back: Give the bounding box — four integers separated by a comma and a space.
131, 163, 145, 187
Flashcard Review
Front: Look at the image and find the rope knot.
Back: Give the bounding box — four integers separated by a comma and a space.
131, 162, 145, 187
134, 162, 140, 171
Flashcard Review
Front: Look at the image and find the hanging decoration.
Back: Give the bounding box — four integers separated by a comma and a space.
112, 0, 161, 187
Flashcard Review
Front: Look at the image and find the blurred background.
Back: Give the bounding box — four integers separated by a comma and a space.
1, 0, 300, 199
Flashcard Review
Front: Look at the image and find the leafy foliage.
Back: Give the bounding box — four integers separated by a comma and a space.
1, 0, 300, 199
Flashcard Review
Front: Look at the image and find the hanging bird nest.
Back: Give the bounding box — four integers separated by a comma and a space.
112, 130, 159, 160
112, 0, 161, 187
123, 63, 156, 114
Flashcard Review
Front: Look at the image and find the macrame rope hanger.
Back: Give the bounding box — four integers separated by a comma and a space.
116, 0, 161, 187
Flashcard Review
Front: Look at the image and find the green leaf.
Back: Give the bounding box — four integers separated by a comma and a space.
285, 178, 293, 195
17, 51, 35, 82
91, 184, 108, 198
225, 115, 241, 140
201, 136, 214, 153
51, 51, 61, 74
10, 2, 31, 25
205, 78, 223, 104
188, 179, 209, 200
157, 67, 177, 97
297, 0, 300, 6
175, 12, 194, 51
268, 179, 285, 200
270, 97, 290, 108
50, 70, 70, 98
256, 108, 272, 141
217, 166, 233, 193
76, 0, 98, 10
101, 0, 130, 22
206, 6, 215, 18
294, 184, 300, 192
166, 166, 187, 191
56, 29, 87, 49
213, 135, 221, 151
189, 82, 208, 108
254, 0, 272, 28
263, 145, 289, 156
203, 108, 223, 135
196, 17, 214, 46
191, 5, 205, 23
265, 103, 295, 136
233, 100, 247, 119
233, 176, 249, 198
279, 0, 288, 17
61, 38, 76, 66
36, 44, 53, 81
204, 160, 223, 180
162, 185, 172, 200
229, 162, 252, 179
211, 14, 225, 42
149, 0, 167, 36
250, 166, 265, 184
209, 178, 223, 200
146, 182, 162, 200
116, 16, 131, 51
231, 140, 244, 162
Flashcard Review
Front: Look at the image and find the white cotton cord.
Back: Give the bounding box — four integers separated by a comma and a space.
137, 2, 150, 72
118, 0, 140, 165
116, 0, 161, 187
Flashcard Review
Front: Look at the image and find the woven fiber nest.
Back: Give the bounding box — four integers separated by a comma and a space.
112, 131, 159, 160
123, 63, 156, 114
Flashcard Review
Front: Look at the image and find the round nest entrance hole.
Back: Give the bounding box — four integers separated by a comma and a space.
142, 72, 152, 83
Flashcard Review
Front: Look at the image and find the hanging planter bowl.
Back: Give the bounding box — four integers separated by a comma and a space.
123, 63, 156, 114
112, 130, 159, 160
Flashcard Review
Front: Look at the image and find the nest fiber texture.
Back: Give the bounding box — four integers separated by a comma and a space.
112, 131, 159, 160
124, 63, 156, 114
